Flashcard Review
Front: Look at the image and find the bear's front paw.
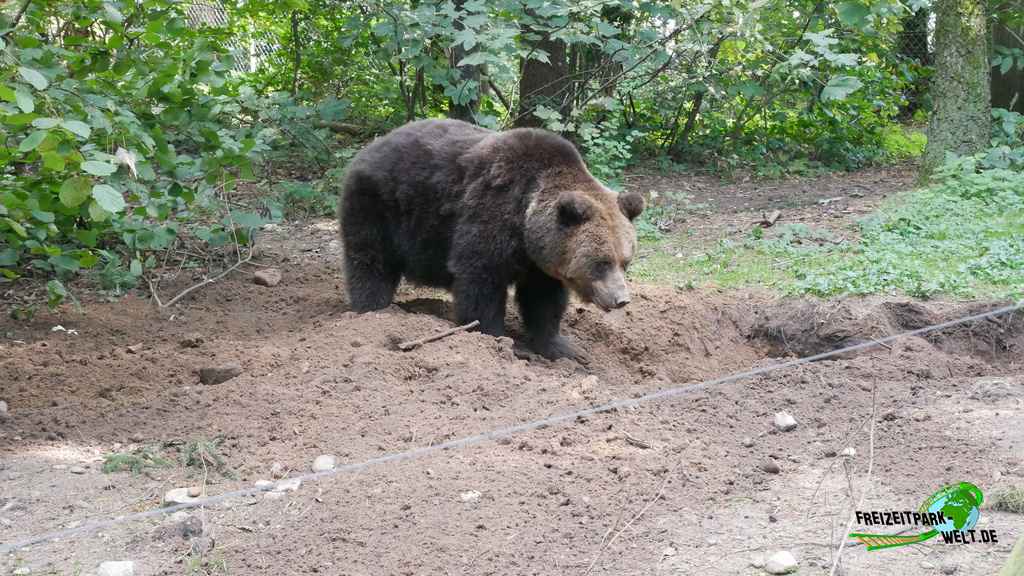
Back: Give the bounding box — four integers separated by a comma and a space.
533, 335, 588, 364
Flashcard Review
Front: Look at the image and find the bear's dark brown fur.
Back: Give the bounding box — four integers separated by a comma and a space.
339, 118, 644, 359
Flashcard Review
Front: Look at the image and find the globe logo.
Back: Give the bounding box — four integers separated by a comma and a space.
850, 481, 995, 551
924, 482, 983, 535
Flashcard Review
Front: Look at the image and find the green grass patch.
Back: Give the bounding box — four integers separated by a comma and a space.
880, 125, 927, 159
632, 163, 1024, 300
102, 447, 172, 474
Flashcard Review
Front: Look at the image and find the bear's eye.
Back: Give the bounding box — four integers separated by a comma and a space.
591, 260, 612, 277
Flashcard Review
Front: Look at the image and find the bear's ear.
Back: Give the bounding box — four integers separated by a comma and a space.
618, 192, 645, 221
557, 192, 594, 227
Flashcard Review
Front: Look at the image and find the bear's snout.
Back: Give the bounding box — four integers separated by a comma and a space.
589, 270, 631, 312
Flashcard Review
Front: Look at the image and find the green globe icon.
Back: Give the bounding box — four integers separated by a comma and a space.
923, 482, 983, 534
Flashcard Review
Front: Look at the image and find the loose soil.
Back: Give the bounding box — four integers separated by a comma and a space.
1, 166, 1022, 576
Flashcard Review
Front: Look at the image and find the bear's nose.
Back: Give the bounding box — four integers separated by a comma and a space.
613, 295, 630, 308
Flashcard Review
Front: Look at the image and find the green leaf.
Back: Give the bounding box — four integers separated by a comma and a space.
61, 120, 92, 139
31, 210, 55, 223
14, 89, 33, 113
78, 252, 99, 268
836, 1, 871, 27
51, 254, 80, 272
42, 151, 66, 171
4, 217, 28, 238
0, 248, 16, 266
129, 258, 143, 276
0, 84, 15, 102
18, 130, 48, 152
82, 160, 117, 176
46, 279, 68, 309
597, 21, 619, 37
87, 200, 111, 222
821, 75, 863, 101
60, 177, 92, 207
31, 117, 60, 129
227, 211, 265, 229
18, 67, 49, 90
456, 52, 490, 67
92, 184, 125, 213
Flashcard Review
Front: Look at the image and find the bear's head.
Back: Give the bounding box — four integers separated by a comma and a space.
525, 183, 645, 311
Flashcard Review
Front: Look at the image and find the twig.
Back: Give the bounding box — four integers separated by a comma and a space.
2, 0, 32, 37
397, 320, 479, 351
149, 250, 253, 309
829, 382, 877, 576
623, 432, 652, 450
584, 464, 678, 575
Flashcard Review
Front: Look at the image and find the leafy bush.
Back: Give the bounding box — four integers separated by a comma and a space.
0, 1, 273, 304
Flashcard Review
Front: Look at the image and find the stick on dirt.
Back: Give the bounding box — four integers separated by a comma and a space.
398, 320, 480, 351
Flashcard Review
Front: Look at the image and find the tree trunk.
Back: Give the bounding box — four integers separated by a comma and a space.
516, 22, 569, 128
448, 0, 481, 122
923, 0, 991, 177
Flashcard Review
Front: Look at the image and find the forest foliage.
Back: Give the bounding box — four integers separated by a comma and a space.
0, 0, 1022, 305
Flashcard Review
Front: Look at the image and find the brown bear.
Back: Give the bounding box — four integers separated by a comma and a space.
339, 118, 644, 360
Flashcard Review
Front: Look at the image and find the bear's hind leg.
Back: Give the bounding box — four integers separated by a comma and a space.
341, 177, 401, 312
516, 267, 584, 361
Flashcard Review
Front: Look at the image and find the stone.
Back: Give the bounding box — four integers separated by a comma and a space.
275, 478, 301, 492
254, 480, 273, 489
179, 334, 204, 348
270, 461, 285, 479
69, 465, 87, 474
940, 564, 958, 575
198, 363, 242, 385
312, 454, 337, 472
760, 460, 781, 474
764, 550, 797, 574
187, 486, 203, 498
253, 268, 282, 287
13, 567, 30, 575
0, 400, 8, 415
841, 447, 857, 458
773, 411, 798, 432
742, 437, 754, 448
164, 488, 198, 506
460, 490, 482, 503
96, 561, 135, 576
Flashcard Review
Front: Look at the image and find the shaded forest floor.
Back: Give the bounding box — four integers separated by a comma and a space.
1, 165, 1022, 575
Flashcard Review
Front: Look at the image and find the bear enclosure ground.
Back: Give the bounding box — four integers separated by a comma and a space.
1, 165, 1022, 575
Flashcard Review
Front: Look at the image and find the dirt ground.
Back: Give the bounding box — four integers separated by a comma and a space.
1, 166, 1022, 576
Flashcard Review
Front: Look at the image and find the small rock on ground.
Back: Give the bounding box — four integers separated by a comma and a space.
69, 465, 87, 474
253, 268, 282, 287
773, 411, 798, 432
764, 550, 797, 574
841, 447, 857, 457
312, 454, 337, 472
179, 333, 204, 348
940, 564, 958, 575
742, 437, 754, 447
96, 561, 135, 576
275, 478, 301, 492
760, 460, 781, 474
164, 488, 198, 506
198, 363, 242, 385
459, 490, 481, 503
270, 461, 285, 478
0, 400, 8, 415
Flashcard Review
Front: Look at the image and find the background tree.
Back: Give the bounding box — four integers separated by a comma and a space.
923, 0, 992, 175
